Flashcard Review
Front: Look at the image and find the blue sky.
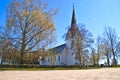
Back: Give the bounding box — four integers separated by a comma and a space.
0, 0, 120, 47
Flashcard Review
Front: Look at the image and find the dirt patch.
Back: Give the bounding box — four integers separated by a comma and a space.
0, 68, 120, 80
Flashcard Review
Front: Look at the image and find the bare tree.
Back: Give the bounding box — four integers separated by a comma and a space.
0, 26, 14, 64
6, 0, 57, 64
27, 51, 40, 64
47, 48, 55, 66
103, 27, 118, 66
75, 24, 94, 67
99, 39, 111, 66
96, 36, 102, 65
81, 49, 89, 67
91, 48, 96, 66
116, 41, 120, 59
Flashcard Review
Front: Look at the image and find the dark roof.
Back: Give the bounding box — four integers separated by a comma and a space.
53, 44, 66, 54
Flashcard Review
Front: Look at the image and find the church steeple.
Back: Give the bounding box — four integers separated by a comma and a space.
71, 5, 76, 26
65, 5, 80, 40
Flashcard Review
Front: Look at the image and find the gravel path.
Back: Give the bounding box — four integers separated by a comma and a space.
0, 68, 120, 80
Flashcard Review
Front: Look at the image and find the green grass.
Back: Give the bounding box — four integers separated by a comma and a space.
0, 67, 82, 71
0, 66, 100, 71
0, 66, 120, 71
108, 65, 120, 68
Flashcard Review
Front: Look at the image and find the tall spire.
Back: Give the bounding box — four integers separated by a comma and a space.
65, 4, 79, 40
71, 4, 76, 26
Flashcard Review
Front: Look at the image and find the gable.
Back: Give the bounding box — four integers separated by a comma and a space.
50, 44, 66, 55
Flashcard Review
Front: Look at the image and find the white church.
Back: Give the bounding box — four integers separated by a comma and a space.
39, 7, 85, 66
38, 7, 120, 66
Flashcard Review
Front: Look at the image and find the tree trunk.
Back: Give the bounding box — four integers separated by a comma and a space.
82, 56, 85, 67
97, 52, 100, 66
113, 53, 117, 66
106, 55, 110, 66
112, 51, 117, 66
20, 32, 26, 64
78, 50, 82, 67
93, 53, 96, 66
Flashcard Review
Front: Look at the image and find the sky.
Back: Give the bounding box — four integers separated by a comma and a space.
0, 0, 120, 47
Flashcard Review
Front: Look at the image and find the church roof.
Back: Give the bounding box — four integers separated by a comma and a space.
53, 44, 66, 54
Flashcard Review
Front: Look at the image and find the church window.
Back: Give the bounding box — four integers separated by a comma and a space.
48, 58, 50, 62
58, 55, 61, 62
55, 56, 56, 61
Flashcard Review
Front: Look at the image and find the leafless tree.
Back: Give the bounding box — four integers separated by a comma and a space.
99, 39, 111, 66
91, 48, 96, 66
103, 26, 119, 66
96, 36, 102, 65
6, 0, 57, 64
74, 24, 94, 66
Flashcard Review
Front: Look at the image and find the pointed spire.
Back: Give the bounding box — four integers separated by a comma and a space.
65, 4, 78, 40
71, 4, 76, 26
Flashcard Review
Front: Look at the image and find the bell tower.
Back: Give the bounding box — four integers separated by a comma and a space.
66, 5, 77, 40
66, 5, 81, 49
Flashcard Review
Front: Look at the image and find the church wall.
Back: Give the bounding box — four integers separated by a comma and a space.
65, 47, 76, 65
60, 48, 68, 65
